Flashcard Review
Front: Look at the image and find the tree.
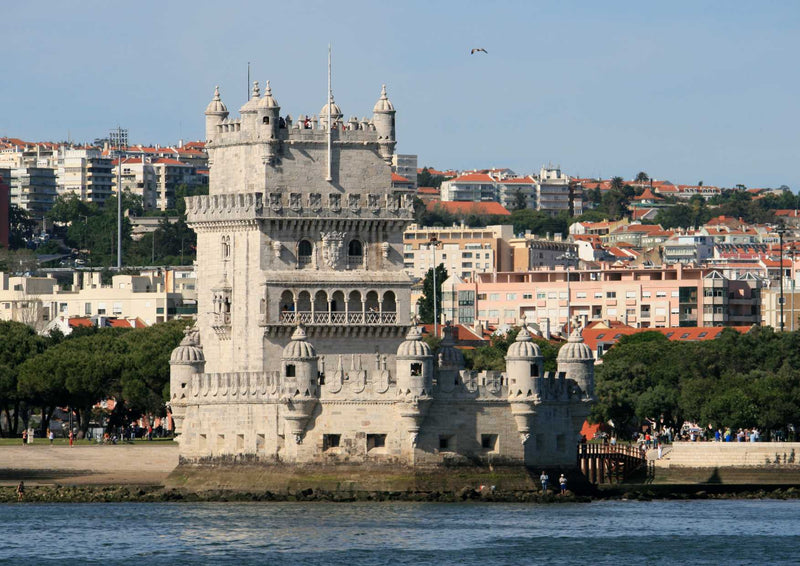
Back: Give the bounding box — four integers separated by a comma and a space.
7, 205, 37, 249
512, 188, 527, 211
417, 264, 448, 324
0, 321, 44, 436
417, 167, 448, 189
119, 319, 188, 416
610, 176, 625, 191
635, 172, 649, 183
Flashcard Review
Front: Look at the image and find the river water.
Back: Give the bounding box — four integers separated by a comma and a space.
1, 499, 798, 565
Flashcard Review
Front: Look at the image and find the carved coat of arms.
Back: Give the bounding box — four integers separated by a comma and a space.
321, 231, 346, 269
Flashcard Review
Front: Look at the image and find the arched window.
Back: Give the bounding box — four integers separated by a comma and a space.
285, 364, 295, 378
221, 235, 231, 259
347, 239, 363, 268
298, 240, 313, 266
263, 116, 270, 125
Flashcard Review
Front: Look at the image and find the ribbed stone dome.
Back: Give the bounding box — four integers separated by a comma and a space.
205, 86, 228, 114
372, 84, 394, 112
557, 328, 593, 362
397, 326, 432, 358
258, 80, 279, 109
282, 325, 317, 359
170, 329, 205, 364
240, 81, 261, 112
319, 95, 342, 119
506, 327, 541, 359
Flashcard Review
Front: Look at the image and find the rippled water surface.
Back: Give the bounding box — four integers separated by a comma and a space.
1, 500, 799, 565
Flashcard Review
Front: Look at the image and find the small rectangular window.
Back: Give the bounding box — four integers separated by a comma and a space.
285, 364, 296, 377
323, 434, 341, 450
481, 434, 498, 451
439, 434, 454, 451
367, 434, 386, 450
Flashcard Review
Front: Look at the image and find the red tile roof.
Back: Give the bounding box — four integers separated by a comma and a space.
427, 201, 511, 216
581, 325, 753, 352
391, 172, 411, 183
448, 173, 495, 183
68, 317, 93, 328
417, 186, 440, 195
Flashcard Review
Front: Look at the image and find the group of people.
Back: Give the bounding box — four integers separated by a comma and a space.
714, 427, 761, 443
539, 471, 569, 495
20, 429, 75, 446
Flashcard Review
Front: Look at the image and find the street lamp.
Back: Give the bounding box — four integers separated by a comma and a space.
429, 235, 440, 338
557, 248, 578, 336
777, 225, 786, 332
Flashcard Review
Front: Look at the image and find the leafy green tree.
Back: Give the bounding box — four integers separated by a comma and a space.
635, 172, 649, 183
8, 205, 37, 249
512, 188, 527, 211
417, 167, 448, 188
417, 264, 448, 325
0, 321, 44, 436
119, 319, 188, 415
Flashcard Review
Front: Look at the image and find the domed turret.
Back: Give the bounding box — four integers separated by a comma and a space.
372, 84, 396, 163
506, 321, 544, 399
169, 326, 205, 435
436, 322, 465, 394
282, 324, 317, 361
280, 325, 320, 444
396, 325, 433, 397
204, 86, 229, 142
258, 80, 279, 109
319, 94, 343, 125
556, 326, 595, 398
437, 322, 464, 369
240, 81, 261, 113
170, 328, 205, 365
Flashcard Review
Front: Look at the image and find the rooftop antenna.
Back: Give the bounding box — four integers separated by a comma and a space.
326, 44, 333, 182
247, 62, 251, 101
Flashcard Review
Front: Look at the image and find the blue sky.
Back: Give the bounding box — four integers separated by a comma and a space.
2, 1, 798, 189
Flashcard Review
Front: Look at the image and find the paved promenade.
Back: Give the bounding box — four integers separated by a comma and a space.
0, 444, 179, 486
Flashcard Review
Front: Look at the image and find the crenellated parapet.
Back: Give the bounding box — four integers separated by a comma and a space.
186, 191, 414, 226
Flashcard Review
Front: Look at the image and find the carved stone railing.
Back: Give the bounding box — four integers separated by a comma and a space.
279, 311, 397, 325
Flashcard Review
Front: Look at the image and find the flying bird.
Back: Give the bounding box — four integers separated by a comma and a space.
470, 48, 488, 54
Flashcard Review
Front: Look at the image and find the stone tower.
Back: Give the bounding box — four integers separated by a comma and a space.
172, 79, 593, 471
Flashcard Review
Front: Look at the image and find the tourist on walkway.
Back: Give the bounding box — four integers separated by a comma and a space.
16, 481, 24, 502
68, 430, 74, 447
540, 471, 549, 494
48, 429, 54, 445
559, 474, 567, 495
21, 429, 27, 445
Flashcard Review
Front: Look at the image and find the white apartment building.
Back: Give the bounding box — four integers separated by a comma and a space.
8, 166, 57, 219
0, 269, 196, 332
115, 157, 200, 211
391, 154, 418, 187
537, 165, 570, 215
403, 223, 514, 280
57, 148, 113, 204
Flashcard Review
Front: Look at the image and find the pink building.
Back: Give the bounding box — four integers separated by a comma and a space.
445, 264, 761, 335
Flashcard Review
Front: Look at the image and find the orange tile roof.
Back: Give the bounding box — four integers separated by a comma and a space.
109, 319, 132, 328
68, 317, 93, 328
498, 176, 536, 184
427, 201, 511, 216
581, 325, 752, 352
391, 172, 411, 183
417, 186, 440, 195
448, 173, 495, 183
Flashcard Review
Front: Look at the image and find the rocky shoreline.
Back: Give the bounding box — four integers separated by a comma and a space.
3, 484, 800, 504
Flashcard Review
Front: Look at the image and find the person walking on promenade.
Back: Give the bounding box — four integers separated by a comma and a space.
540, 471, 549, 494
559, 474, 568, 495
16, 481, 24, 502
48, 429, 54, 445
68, 430, 74, 447
21, 429, 27, 445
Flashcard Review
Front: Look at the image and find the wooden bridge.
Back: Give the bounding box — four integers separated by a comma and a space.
577, 443, 648, 484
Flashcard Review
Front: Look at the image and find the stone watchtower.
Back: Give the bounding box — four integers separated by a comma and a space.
171, 77, 594, 472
